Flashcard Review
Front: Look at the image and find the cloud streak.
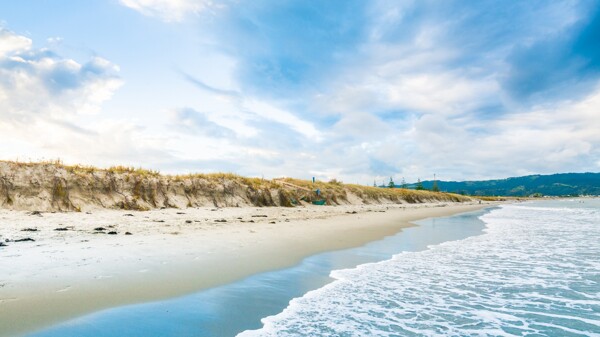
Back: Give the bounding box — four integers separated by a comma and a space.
119, 0, 219, 22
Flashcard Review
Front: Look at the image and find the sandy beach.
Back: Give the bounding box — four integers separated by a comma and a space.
0, 202, 493, 336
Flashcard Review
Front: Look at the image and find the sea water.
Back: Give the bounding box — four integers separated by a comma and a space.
240, 199, 600, 336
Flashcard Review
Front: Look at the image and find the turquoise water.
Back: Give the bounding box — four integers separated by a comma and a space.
28, 208, 490, 337
241, 199, 600, 336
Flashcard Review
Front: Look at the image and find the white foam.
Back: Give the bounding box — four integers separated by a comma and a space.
239, 201, 600, 337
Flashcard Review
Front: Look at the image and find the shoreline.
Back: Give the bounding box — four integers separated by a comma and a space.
0, 202, 496, 336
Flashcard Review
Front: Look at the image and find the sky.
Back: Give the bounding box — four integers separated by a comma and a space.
0, 0, 599, 184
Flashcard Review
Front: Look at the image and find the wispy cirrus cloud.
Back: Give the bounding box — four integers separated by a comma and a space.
179, 71, 321, 140
171, 108, 236, 139
119, 0, 220, 22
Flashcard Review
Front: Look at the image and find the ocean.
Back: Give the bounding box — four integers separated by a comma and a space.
241, 199, 600, 336
29, 200, 600, 336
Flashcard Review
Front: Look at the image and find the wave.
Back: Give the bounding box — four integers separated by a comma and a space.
239, 201, 600, 337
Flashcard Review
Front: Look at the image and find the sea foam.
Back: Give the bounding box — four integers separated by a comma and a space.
239, 200, 600, 336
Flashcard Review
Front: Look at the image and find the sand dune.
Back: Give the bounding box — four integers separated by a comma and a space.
0, 161, 471, 212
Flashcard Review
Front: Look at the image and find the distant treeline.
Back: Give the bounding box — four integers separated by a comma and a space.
400, 172, 600, 197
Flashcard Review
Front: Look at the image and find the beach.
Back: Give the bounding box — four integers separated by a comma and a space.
2, 1, 598, 336
0, 202, 490, 336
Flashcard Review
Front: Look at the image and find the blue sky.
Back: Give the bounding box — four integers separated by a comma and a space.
0, 0, 599, 183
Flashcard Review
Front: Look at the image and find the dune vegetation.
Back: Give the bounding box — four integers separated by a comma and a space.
0, 160, 472, 212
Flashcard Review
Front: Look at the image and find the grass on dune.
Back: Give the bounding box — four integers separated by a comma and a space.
1, 159, 160, 177
0, 159, 473, 205
275, 177, 470, 203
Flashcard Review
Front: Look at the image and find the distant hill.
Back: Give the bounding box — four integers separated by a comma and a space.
405, 173, 600, 197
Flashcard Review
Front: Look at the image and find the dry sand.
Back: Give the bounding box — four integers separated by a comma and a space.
0, 202, 495, 336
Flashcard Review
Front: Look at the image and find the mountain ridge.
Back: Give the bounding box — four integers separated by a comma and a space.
405, 172, 600, 196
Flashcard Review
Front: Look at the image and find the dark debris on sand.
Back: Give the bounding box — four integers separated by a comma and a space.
14, 238, 35, 242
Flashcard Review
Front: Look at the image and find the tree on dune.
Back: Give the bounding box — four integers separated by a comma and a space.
416, 178, 425, 190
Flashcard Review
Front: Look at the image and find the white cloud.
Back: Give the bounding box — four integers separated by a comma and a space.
119, 0, 218, 22
0, 28, 153, 167
243, 98, 321, 140
46, 36, 63, 45
408, 87, 600, 180
178, 71, 322, 140
302, 23, 599, 183
0, 30, 122, 123
171, 108, 236, 138
0, 28, 31, 57
314, 40, 499, 119
331, 112, 392, 140
0, 117, 174, 168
